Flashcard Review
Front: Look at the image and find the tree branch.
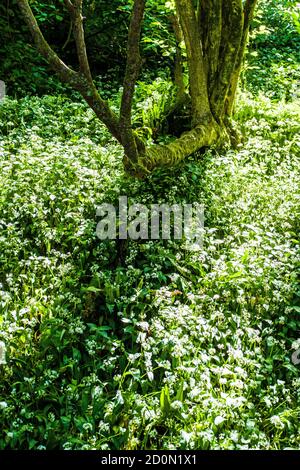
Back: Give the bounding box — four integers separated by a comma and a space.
17, 0, 122, 141
224, 0, 258, 115
198, 0, 222, 95
124, 116, 221, 176
62, 18, 73, 50
119, 0, 146, 162
243, 0, 258, 32
17, 0, 79, 85
175, 0, 211, 126
210, 0, 244, 118
63, 0, 93, 85
170, 13, 186, 104
120, 0, 145, 126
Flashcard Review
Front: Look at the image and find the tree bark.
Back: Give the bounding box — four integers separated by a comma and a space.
175, 0, 211, 127
225, 0, 258, 116
198, 0, 222, 97
63, 0, 94, 85
210, 0, 244, 119
170, 14, 186, 106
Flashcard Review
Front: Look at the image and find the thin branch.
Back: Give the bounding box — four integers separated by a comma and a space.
17, 0, 79, 85
62, 19, 73, 50
119, 0, 146, 162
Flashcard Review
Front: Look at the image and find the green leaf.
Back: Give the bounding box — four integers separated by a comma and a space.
160, 385, 171, 415
176, 380, 184, 403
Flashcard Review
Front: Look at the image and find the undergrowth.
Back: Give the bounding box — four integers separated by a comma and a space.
0, 93, 299, 449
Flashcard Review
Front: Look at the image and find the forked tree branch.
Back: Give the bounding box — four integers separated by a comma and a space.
17, 0, 255, 176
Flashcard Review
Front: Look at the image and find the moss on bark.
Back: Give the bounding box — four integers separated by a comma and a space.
124, 117, 226, 177
18, 0, 258, 178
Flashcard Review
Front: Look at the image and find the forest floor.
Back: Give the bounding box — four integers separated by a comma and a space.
0, 90, 300, 449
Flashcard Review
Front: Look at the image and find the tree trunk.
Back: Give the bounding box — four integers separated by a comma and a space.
17, 0, 258, 177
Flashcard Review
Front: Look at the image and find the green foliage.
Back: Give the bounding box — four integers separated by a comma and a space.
0, 92, 299, 449
0, 0, 68, 96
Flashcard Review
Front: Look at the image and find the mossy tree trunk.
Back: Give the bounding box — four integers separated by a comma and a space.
17, 0, 258, 177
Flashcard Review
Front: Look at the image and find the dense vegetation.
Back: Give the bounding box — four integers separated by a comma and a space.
0, 0, 299, 450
